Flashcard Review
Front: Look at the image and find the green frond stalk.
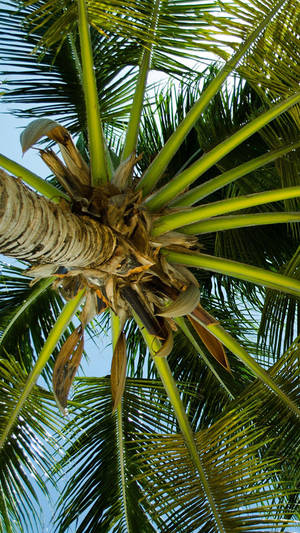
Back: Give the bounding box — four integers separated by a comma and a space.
137, 0, 288, 197
0, 154, 68, 202
163, 250, 300, 298
116, 406, 130, 529
146, 92, 300, 211
153, 186, 300, 235
111, 311, 130, 532
181, 212, 300, 234
135, 314, 226, 533
121, 0, 161, 162
77, 0, 108, 184
198, 321, 300, 418
172, 140, 300, 207
0, 289, 85, 449
121, 52, 151, 163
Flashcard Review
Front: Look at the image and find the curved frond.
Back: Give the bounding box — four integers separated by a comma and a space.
225, 0, 300, 100
0, 1, 138, 135
216, 0, 300, 231
258, 246, 300, 361
134, 339, 300, 531
18, 0, 227, 67
54, 377, 175, 532
0, 263, 74, 383
0, 357, 61, 532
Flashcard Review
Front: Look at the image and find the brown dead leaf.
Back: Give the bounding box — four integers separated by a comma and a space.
40, 149, 86, 198
192, 305, 219, 326
49, 129, 90, 185
80, 289, 98, 326
188, 311, 230, 372
25, 263, 58, 279
131, 220, 151, 255
152, 231, 198, 248
52, 326, 84, 414
174, 265, 199, 287
58, 275, 85, 300
111, 332, 127, 411
105, 276, 117, 309
111, 153, 143, 190
95, 288, 110, 308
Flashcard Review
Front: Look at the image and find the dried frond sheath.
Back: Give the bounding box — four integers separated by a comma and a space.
111, 332, 127, 411
189, 311, 230, 372
52, 326, 84, 413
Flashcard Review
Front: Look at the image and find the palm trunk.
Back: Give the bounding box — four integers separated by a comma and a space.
0, 169, 116, 268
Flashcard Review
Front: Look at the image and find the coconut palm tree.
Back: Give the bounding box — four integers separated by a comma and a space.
0, 0, 299, 530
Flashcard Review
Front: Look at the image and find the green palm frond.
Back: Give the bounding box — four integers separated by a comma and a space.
138, 76, 206, 182
20, 0, 228, 65
134, 339, 300, 532
0, 0, 299, 529
259, 113, 300, 239
20, 338, 299, 533
0, 289, 84, 451
124, 300, 258, 427
135, 416, 296, 532
258, 246, 300, 361
231, 337, 300, 521
0, 7, 139, 137
0, 0, 225, 135
137, 76, 299, 312
216, 0, 300, 227
55, 377, 175, 532
0, 263, 75, 383
166, 321, 249, 428
211, 222, 298, 316
0, 357, 61, 533
222, 0, 300, 242
224, 0, 300, 100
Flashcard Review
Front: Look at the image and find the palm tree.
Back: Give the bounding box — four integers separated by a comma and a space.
0, 0, 299, 530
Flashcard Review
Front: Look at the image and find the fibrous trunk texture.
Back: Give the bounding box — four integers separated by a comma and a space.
0, 170, 115, 268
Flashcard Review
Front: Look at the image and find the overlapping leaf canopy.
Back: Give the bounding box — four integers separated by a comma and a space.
0, 0, 299, 531
54, 339, 300, 532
